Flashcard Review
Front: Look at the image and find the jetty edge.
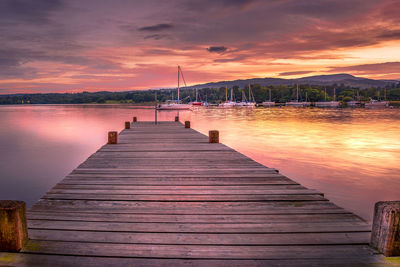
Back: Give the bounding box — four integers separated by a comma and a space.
0, 118, 399, 266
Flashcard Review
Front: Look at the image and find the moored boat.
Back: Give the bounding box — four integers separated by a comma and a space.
191, 88, 202, 106
157, 66, 192, 110
262, 88, 275, 107
286, 84, 310, 107
237, 84, 256, 107
365, 100, 389, 108
315, 88, 340, 108
219, 86, 236, 107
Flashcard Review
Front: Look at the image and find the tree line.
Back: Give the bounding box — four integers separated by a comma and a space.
1, 84, 400, 105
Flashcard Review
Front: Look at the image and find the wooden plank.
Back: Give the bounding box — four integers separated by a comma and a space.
0, 252, 387, 267
60, 178, 297, 186
27, 220, 371, 233
21, 241, 377, 259
26, 212, 364, 223
91, 151, 248, 158
28, 229, 370, 245
53, 184, 306, 190
65, 173, 286, 178
71, 168, 279, 174
42, 193, 326, 202
47, 188, 320, 195
30, 199, 347, 214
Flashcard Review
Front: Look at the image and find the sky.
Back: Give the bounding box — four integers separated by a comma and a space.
1, 0, 400, 94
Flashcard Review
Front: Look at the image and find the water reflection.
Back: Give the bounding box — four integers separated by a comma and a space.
0, 105, 399, 221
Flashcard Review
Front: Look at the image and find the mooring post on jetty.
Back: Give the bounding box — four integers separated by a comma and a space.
124, 121, 130, 129
107, 131, 118, 144
370, 201, 400, 256
154, 92, 158, 125
184, 121, 190, 128
209, 130, 219, 143
0, 200, 28, 252
133, 116, 137, 122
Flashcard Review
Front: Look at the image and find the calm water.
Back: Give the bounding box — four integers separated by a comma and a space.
0, 105, 399, 221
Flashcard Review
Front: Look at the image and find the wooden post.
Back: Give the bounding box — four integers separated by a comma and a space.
155, 91, 158, 125
185, 121, 190, 128
125, 121, 130, 129
133, 117, 137, 122
175, 116, 179, 122
0, 201, 28, 252
209, 130, 219, 143
108, 131, 118, 144
370, 201, 400, 256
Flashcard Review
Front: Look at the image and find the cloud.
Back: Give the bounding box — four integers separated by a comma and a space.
207, 46, 228, 53
0, 0, 63, 24
327, 62, 400, 76
138, 23, 173, 32
144, 34, 169, 40
279, 71, 314, 77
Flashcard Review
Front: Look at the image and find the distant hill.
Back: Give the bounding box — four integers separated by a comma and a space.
185, 73, 399, 89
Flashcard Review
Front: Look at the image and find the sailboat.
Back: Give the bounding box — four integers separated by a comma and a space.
192, 88, 202, 106
365, 89, 389, 108
157, 66, 192, 110
286, 84, 311, 107
348, 90, 362, 107
238, 84, 256, 107
315, 88, 341, 107
262, 88, 275, 107
220, 86, 235, 107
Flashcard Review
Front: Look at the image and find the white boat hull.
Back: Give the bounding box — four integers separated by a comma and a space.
157, 104, 192, 110
315, 101, 341, 107
262, 101, 275, 107
365, 100, 389, 108
286, 101, 311, 107
347, 101, 362, 107
219, 101, 236, 108
234, 102, 256, 107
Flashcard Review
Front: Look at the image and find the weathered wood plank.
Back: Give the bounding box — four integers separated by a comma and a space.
27, 220, 371, 233
0, 252, 387, 267
26, 212, 364, 223
47, 188, 320, 195
60, 178, 297, 186
21, 241, 377, 259
42, 193, 326, 202
29, 229, 370, 245
53, 184, 306, 190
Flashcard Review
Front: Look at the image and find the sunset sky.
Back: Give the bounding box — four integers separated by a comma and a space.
1, 0, 400, 94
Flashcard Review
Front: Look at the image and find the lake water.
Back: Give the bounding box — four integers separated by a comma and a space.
0, 104, 399, 221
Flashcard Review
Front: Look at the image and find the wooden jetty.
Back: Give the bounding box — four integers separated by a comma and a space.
0, 121, 396, 266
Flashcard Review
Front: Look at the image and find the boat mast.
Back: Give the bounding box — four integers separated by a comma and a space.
269, 88, 271, 102
177, 66, 180, 103
225, 86, 228, 102
195, 88, 198, 102
231, 88, 233, 101
334, 88, 336, 102
248, 84, 251, 103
